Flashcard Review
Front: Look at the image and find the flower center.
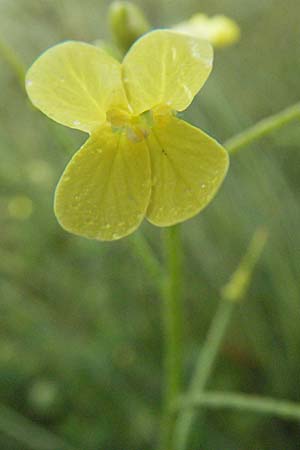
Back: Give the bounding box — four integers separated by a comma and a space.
106, 109, 151, 143
106, 105, 173, 143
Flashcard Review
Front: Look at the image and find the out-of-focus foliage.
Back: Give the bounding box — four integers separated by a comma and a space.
0, 0, 299, 449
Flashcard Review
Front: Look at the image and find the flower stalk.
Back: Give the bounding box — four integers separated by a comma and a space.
159, 225, 184, 450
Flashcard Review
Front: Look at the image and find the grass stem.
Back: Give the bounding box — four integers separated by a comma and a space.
0, 37, 25, 89
0, 403, 78, 450
177, 392, 300, 422
174, 229, 268, 450
226, 102, 300, 154
159, 225, 184, 450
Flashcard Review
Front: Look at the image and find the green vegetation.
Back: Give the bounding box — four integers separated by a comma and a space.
0, 0, 300, 449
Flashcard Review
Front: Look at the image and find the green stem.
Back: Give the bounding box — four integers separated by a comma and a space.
226, 102, 300, 154
129, 232, 164, 289
159, 225, 184, 450
0, 37, 25, 89
174, 229, 268, 450
0, 403, 78, 450
174, 298, 235, 450
177, 392, 300, 422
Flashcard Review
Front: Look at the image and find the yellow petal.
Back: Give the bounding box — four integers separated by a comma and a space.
26, 41, 128, 133
122, 30, 213, 114
146, 116, 229, 226
54, 124, 151, 241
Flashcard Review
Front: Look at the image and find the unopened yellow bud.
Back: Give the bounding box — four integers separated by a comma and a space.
173, 13, 240, 48
109, 1, 151, 53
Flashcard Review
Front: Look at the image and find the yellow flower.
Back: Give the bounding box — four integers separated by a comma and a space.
173, 14, 240, 48
26, 31, 229, 241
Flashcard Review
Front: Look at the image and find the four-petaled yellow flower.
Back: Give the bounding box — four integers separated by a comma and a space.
26, 30, 229, 241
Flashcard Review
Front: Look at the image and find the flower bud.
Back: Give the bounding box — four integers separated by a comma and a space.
109, 1, 151, 53
173, 13, 240, 48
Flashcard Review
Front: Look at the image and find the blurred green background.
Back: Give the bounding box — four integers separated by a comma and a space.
0, 0, 300, 449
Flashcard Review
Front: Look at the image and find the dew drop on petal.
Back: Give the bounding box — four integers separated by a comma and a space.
190, 42, 201, 59
181, 83, 193, 102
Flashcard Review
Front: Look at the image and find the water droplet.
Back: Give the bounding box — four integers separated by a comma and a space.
73, 120, 81, 126
190, 42, 202, 60
181, 83, 193, 101
203, 60, 213, 69
26, 80, 33, 87
112, 232, 119, 239
201, 183, 206, 189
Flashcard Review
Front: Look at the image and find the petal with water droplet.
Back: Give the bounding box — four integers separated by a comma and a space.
122, 30, 213, 114
26, 41, 128, 133
145, 116, 229, 226
55, 124, 151, 240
